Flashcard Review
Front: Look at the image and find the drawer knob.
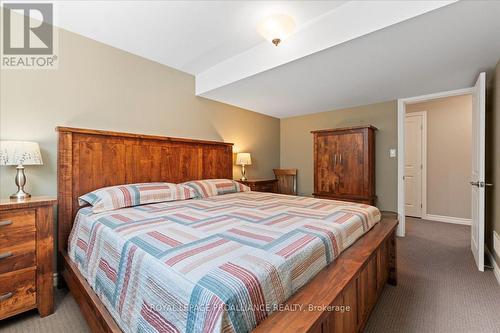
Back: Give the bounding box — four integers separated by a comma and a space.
0, 252, 13, 260
0, 220, 13, 227
0, 292, 13, 301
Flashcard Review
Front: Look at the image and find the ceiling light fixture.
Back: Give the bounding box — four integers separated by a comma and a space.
257, 14, 296, 46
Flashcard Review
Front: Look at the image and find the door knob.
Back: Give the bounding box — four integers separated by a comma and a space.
470, 181, 494, 188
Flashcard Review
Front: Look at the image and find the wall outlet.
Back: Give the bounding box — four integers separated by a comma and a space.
389, 149, 397, 158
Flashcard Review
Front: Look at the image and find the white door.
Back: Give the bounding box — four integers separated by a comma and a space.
471, 72, 486, 272
404, 113, 424, 218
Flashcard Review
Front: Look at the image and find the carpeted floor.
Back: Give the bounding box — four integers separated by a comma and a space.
1, 218, 499, 332
365, 217, 500, 333
0, 286, 90, 332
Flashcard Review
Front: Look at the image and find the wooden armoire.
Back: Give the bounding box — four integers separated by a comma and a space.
312, 125, 377, 205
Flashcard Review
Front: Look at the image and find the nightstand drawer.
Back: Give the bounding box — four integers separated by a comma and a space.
238, 179, 277, 193
0, 210, 36, 274
252, 182, 276, 192
0, 267, 36, 319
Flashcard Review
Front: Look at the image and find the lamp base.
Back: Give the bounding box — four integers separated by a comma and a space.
11, 165, 31, 199
10, 190, 31, 200
240, 164, 247, 181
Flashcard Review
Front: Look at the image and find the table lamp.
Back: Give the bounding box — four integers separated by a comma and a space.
0, 141, 43, 199
236, 152, 252, 181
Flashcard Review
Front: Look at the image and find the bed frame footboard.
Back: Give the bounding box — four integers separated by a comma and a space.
252, 216, 398, 333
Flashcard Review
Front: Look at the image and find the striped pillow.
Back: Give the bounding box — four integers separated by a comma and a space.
78, 182, 196, 213
182, 179, 250, 198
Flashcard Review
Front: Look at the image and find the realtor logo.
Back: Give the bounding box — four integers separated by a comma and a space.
1, 2, 58, 69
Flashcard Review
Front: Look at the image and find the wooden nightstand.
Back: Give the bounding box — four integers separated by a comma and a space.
238, 179, 277, 193
0, 196, 57, 319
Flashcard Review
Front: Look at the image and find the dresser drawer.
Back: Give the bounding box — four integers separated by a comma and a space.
0, 267, 36, 319
0, 210, 36, 274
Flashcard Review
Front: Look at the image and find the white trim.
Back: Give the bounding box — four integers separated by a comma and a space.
422, 112, 428, 219
493, 260, 500, 287
397, 86, 473, 237
485, 246, 500, 287
53, 272, 59, 287
494, 230, 500, 261
403, 87, 474, 105
397, 99, 405, 237
405, 111, 427, 219
423, 214, 471, 225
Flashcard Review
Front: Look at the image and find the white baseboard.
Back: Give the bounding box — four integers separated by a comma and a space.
422, 214, 471, 225
492, 231, 500, 286
491, 254, 500, 287
486, 246, 500, 287
494, 231, 500, 262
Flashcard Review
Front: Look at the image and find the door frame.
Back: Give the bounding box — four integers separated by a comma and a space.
397, 87, 473, 237
404, 111, 427, 219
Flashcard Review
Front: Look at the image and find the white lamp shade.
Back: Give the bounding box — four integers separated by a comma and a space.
236, 153, 252, 166
0, 141, 43, 166
257, 14, 296, 45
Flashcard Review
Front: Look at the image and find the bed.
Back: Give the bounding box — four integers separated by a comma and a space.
57, 127, 398, 333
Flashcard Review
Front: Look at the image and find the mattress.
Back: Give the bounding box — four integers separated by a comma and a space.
68, 191, 381, 333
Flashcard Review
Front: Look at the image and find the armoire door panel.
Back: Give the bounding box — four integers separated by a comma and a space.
316, 134, 338, 193
337, 132, 365, 196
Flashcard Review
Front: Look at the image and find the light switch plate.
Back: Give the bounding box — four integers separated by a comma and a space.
389, 149, 397, 158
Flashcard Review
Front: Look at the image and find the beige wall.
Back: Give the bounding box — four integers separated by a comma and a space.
280, 101, 398, 211
407, 95, 472, 219
0, 27, 280, 198
486, 59, 500, 268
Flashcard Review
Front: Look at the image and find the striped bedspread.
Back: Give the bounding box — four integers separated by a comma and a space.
68, 191, 381, 333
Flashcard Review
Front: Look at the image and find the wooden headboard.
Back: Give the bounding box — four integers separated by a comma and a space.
56, 126, 233, 255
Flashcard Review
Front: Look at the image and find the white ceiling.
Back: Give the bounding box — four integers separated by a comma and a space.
195, 1, 456, 95
8, 1, 500, 118
202, 0, 500, 117
53, 0, 346, 74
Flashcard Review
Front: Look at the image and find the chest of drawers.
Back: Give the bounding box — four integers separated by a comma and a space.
0, 197, 56, 319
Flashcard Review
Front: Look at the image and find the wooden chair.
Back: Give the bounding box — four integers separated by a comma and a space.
273, 168, 298, 195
